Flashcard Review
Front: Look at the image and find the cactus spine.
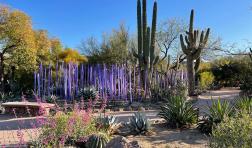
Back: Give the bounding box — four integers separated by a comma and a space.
134, 0, 159, 72
180, 10, 210, 96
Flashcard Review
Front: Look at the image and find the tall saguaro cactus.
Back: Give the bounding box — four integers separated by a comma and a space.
180, 10, 210, 96
134, 0, 159, 72
249, 48, 252, 61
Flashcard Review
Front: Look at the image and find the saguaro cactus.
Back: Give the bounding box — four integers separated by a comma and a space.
249, 48, 252, 61
180, 10, 210, 96
134, 0, 159, 72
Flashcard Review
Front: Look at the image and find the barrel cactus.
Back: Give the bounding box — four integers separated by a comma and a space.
85, 133, 109, 148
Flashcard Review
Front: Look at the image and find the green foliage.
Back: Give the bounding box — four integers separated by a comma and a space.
85, 133, 109, 148
198, 99, 233, 134
0, 6, 37, 92
78, 86, 98, 100
159, 96, 197, 128
45, 95, 57, 103
34, 30, 51, 65
129, 112, 151, 135
152, 80, 187, 101
240, 71, 252, 97
0, 92, 10, 102
82, 24, 129, 65
40, 111, 97, 146
199, 71, 215, 90
234, 97, 252, 114
210, 112, 252, 148
211, 56, 251, 87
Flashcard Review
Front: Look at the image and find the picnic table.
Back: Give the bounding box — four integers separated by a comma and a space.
1, 102, 55, 116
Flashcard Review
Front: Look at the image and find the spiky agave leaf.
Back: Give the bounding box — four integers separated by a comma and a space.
85, 132, 109, 148
158, 96, 197, 128
129, 112, 150, 134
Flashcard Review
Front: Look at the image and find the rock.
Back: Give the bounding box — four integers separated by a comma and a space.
106, 136, 141, 148
129, 140, 141, 148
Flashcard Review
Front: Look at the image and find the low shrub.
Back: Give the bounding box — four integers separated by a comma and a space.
198, 99, 233, 135
210, 112, 252, 148
39, 110, 97, 146
234, 97, 252, 114
78, 86, 98, 100
151, 80, 187, 101
240, 73, 252, 97
128, 112, 151, 135
159, 96, 197, 128
199, 71, 214, 90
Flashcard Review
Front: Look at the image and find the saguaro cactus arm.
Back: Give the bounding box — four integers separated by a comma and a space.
179, 9, 211, 96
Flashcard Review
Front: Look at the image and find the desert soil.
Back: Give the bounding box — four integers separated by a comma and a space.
0, 88, 240, 147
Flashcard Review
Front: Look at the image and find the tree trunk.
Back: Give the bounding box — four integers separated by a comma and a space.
187, 56, 195, 96
0, 54, 4, 92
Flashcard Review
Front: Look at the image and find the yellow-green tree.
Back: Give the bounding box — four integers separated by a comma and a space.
58, 48, 88, 64
50, 38, 63, 62
0, 6, 36, 91
34, 30, 51, 65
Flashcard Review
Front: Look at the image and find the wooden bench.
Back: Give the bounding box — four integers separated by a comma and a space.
1, 102, 55, 117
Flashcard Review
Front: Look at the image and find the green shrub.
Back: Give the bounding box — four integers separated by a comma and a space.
151, 80, 187, 101
78, 86, 98, 100
234, 97, 252, 114
210, 113, 252, 148
128, 112, 151, 135
159, 96, 197, 128
240, 72, 252, 97
40, 111, 97, 146
199, 71, 214, 90
198, 99, 233, 134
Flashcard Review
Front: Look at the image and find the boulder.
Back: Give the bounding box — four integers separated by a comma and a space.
106, 136, 141, 148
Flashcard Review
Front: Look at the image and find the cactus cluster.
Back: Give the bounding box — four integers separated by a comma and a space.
180, 9, 210, 96
133, 0, 159, 71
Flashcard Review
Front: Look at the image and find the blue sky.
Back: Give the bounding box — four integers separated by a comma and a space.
0, 0, 252, 49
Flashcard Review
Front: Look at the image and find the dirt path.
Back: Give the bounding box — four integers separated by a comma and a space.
195, 88, 240, 115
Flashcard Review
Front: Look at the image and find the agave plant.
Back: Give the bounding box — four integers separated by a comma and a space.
96, 115, 118, 135
234, 97, 252, 114
198, 98, 233, 135
85, 132, 109, 148
128, 112, 151, 135
159, 96, 197, 128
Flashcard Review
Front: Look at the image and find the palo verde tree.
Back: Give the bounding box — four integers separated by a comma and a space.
58, 48, 88, 64
0, 5, 36, 92
133, 0, 159, 72
180, 10, 210, 96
